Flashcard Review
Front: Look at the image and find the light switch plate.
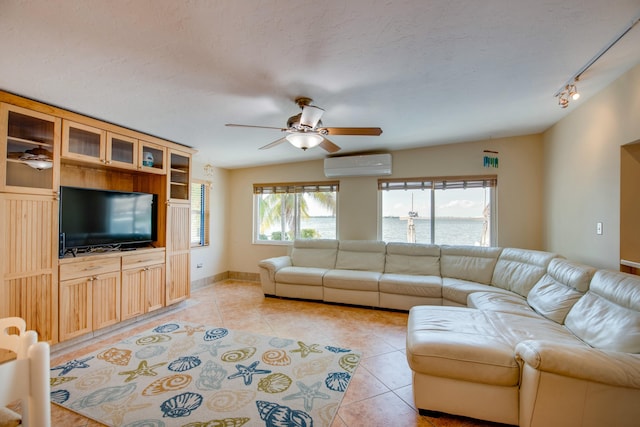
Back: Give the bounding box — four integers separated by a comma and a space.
596, 222, 603, 235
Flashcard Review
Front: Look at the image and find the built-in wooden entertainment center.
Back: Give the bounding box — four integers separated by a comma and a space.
0, 90, 195, 349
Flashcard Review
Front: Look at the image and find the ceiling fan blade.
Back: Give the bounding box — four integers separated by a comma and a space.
322, 127, 383, 136
300, 105, 324, 128
319, 138, 341, 153
226, 123, 287, 131
259, 137, 287, 150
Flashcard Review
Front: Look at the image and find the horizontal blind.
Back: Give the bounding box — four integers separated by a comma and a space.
254, 181, 340, 194
190, 183, 203, 244
378, 175, 497, 191
191, 181, 210, 246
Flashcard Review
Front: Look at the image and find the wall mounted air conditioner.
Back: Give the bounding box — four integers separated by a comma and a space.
324, 153, 392, 177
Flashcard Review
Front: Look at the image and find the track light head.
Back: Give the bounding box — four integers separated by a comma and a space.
567, 84, 580, 100
558, 93, 569, 108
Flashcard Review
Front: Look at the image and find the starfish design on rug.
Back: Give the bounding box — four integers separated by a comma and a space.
100, 393, 152, 425
283, 381, 331, 412
174, 324, 206, 336
227, 361, 272, 386
118, 360, 167, 382
51, 356, 94, 376
290, 341, 323, 358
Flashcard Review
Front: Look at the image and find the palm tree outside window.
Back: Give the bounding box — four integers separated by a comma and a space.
253, 182, 338, 243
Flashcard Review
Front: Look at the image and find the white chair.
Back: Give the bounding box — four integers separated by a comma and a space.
0, 317, 50, 427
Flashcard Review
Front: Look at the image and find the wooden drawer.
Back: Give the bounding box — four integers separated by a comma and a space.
122, 250, 166, 270
60, 257, 121, 281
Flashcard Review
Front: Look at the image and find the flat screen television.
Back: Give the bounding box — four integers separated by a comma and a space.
59, 186, 158, 256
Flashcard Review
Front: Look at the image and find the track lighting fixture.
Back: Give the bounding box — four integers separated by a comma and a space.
567, 84, 580, 100
554, 14, 639, 108
558, 92, 569, 109
557, 82, 579, 108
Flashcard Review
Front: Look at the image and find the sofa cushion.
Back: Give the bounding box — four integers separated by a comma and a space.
407, 306, 580, 387
491, 248, 558, 296
565, 270, 640, 353
290, 239, 338, 269
275, 266, 328, 286
323, 269, 382, 291
440, 245, 503, 284
527, 258, 596, 324
334, 240, 386, 272
442, 277, 514, 306
384, 242, 440, 275
379, 274, 442, 298
467, 292, 538, 318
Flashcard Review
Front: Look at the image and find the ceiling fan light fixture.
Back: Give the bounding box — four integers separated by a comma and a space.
286, 133, 323, 150
20, 148, 53, 170
299, 105, 324, 129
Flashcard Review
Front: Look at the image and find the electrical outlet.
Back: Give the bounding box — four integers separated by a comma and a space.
596, 222, 603, 235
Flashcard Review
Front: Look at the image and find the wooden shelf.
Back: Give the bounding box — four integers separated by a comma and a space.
8, 136, 52, 147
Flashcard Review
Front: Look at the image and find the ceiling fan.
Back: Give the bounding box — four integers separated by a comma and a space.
225, 97, 383, 153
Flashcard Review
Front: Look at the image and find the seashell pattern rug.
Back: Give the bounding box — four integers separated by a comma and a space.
50, 322, 361, 427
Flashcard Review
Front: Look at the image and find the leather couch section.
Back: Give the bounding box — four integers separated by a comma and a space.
258, 240, 640, 426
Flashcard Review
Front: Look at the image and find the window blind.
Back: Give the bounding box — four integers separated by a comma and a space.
191, 181, 210, 246
254, 181, 340, 194
378, 175, 497, 191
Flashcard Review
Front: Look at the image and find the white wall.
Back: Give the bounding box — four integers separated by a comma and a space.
225, 134, 544, 275
542, 63, 640, 269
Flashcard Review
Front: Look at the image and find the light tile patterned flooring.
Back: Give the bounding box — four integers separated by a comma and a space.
49, 280, 511, 427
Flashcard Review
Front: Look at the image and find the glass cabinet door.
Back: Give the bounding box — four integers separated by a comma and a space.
138, 141, 166, 174
169, 151, 190, 201
62, 120, 105, 164
0, 103, 60, 193
106, 132, 137, 170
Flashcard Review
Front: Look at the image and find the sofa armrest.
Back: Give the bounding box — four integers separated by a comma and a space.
515, 340, 640, 389
258, 256, 292, 281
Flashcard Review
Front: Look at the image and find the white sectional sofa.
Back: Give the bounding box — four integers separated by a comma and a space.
258, 239, 640, 426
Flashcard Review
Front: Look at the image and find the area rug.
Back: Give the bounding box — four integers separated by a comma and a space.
50, 322, 361, 427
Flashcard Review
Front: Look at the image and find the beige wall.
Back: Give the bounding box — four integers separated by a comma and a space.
223, 134, 544, 275
193, 62, 640, 279
190, 160, 230, 282
542, 63, 640, 269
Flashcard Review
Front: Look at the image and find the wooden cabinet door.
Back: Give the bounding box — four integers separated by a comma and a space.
61, 120, 106, 165
121, 268, 144, 321
138, 140, 166, 174
169, 150, 190, 201
92, 271, 121, 330
166, 203, 190, 304
145, 264, 165, 313
1, 273, 56, 343
0, 103, 60, 195
0, 193, 58, 344
106, 132, 138, 170
59, 277, 92, 341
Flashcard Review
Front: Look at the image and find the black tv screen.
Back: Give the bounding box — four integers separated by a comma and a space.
59, 186, 157, 255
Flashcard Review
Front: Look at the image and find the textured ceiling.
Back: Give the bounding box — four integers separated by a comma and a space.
1, 1, 640, 168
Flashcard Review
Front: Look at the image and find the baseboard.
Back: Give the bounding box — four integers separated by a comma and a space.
191, 271, 259, 290
228, 271, 260, 282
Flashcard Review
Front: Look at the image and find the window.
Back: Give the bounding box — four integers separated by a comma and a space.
254, 181, 338, 243
191, 180, 210, 246
379, 175, 496, 246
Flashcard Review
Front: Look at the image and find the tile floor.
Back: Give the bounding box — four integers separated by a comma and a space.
49, 280, 512, 427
